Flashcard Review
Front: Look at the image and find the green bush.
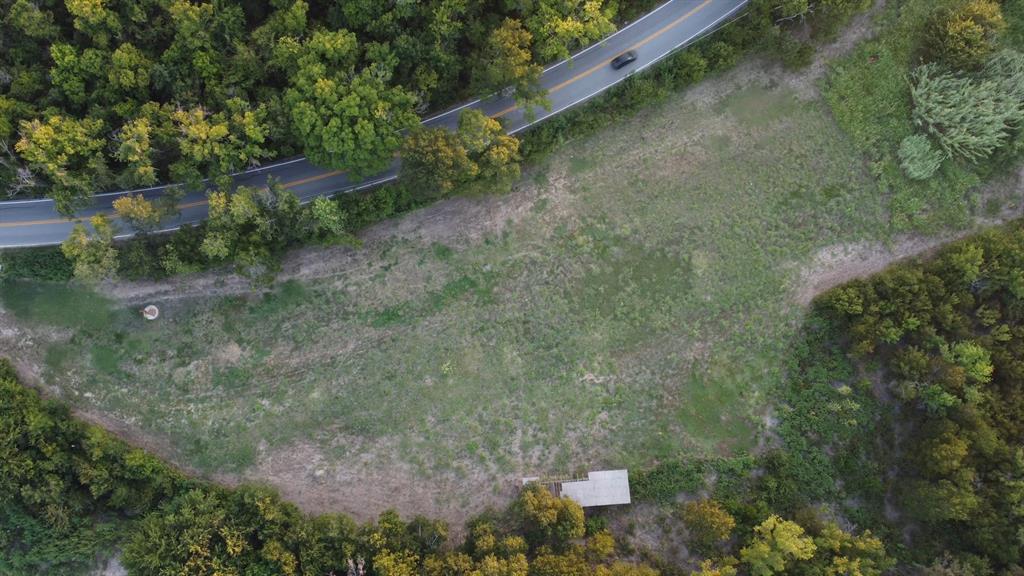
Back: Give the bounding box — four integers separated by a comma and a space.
338, 182, 420, 230
924, 0, 1006, 69
910, 56, 1024, 163
898, 134, 946, 179
631, 460, 706, 503
773, 33, 816, 69
704, 41, 739, 69
0, 246, 72, 281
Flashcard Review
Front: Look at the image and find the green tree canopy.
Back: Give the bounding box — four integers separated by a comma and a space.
473, 18, 546, 108
514, 483, 585, 548
15, 115, 109, 213
171, 98, 270, 185
284, 30, 418, 177
926, 0, 1007, 69
526, 0, 616, 61
739, 516, 817, 576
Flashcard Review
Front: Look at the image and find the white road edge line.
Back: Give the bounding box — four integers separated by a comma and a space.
422, 0, 685, 124
1, 0, 694, 209
538, 0, 684, 74
509, 0, 748, 135
0, 0, 747, 246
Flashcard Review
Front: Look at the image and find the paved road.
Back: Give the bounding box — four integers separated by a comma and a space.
0, 0, 748, 248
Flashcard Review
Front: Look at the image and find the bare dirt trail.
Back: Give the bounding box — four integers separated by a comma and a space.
796, 170, 1024, 305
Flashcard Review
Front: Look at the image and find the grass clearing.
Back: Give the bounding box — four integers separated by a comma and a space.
0, 281, 118, 333
0, 69, 899, 520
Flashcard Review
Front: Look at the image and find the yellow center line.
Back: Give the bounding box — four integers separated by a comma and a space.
4, 0, 713, 229
0, 216, 74, 227
493, 0, 713, 117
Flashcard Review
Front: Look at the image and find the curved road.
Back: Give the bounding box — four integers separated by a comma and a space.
0, 0, 748, 248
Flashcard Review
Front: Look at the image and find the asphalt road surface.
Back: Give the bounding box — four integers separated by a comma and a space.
0, 0, 749, 248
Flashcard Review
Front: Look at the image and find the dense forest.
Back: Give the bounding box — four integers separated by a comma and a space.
819, 222, 1024, 568
0, 0, 653, 213
0, 0, 873, 215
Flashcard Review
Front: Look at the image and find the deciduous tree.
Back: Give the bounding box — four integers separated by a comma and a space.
171, 98, 269, 184
65, 0, 122, 47
690, 559, 738, 576
796, 522, 892, 576
5, 0, 59, 40
15, 115, 109, 213
739, 516, 816, 576
473, 19, 546, 109
457, 109, 521, 189
113, 194, 161, 231
514, 483, 585, 547
680, 499, 736, 553
926, 0, 1006, 69
200, 181, 305, 281
114, 117, 157, 187
49, 43, 107, 107
61, 214, 119, 282
284, 31, 418, 178
108, 43, 152, 100
402, 128, 478, 194
526, 0, 616, 62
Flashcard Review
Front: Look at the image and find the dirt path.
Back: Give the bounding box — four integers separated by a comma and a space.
796, 170, 1024, 305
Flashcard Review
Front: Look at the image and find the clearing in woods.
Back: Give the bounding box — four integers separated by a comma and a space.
3, 13, 1018, 523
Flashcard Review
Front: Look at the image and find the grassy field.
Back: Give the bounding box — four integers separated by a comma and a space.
0, 65, 898, 517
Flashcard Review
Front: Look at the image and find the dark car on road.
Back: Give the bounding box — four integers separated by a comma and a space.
610, 50, 638, 70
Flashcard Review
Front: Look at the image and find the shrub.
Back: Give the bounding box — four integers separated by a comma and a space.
773, 33, 815, 69
898, 134, 945, 179
704, 41, 739, 69
680, 499, 736, 553
0, 246, 72, 281
631, 460, 705, 503
926, 0, 1006, 69
674, 50, 709, 85
338, 182, 420, 229
118, 236, 169, 280
910, 56, 1024, 162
